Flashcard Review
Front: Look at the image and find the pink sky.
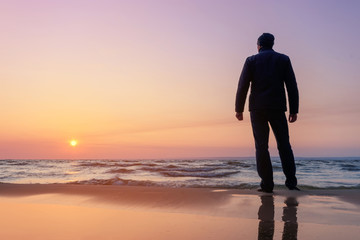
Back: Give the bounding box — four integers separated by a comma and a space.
1, 0, 360, 159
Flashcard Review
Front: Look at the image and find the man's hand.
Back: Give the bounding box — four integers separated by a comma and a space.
236, 112, 243, 121
289, 114, 297, 123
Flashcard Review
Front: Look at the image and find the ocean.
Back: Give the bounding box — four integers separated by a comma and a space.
1, 158, 359, 189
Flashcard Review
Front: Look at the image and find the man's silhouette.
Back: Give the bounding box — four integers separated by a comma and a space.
235, 33, 299, 193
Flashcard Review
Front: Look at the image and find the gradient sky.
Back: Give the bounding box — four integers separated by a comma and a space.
1, 0, 360, 159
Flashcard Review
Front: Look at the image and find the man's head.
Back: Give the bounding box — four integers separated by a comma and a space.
257, 33, 275, 51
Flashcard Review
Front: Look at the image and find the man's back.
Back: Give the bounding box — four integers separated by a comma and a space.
235, 48, 299, 115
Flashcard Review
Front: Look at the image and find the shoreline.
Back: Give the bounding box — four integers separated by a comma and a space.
1, 183, 359, 201
1, 183, 360, 211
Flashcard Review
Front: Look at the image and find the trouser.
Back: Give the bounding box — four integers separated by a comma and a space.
250, 110, 297, 191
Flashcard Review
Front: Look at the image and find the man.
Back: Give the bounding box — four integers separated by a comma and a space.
235, 33, 299, 193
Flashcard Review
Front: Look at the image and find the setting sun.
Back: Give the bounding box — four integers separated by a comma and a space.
70, 140, 78, 147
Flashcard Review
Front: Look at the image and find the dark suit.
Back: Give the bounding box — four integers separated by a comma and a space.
235, 48, 299, 191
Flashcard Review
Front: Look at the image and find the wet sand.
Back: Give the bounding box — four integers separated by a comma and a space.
0, 184, 359, 239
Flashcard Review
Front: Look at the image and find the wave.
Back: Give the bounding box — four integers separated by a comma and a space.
67, 177, 157, 186
65, 178, 360, 190
66, 177, 254, 188
78, 161, 158, 168
160, 170, 241, 178
140, 166, 225, 173
226, 161, 252, 168
106, 168, 136, 174
340, 163, 360, 172
0, 160, 30, 166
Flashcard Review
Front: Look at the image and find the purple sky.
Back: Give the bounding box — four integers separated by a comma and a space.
1, 0, 360, 158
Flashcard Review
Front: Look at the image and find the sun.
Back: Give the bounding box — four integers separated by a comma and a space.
70, 139, 78, 147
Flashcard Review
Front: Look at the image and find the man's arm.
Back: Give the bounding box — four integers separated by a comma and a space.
284, 57, 299, 117
235, 58, 252, 120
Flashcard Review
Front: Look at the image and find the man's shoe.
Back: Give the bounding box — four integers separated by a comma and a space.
257, 188, 273, 193
288, 186, 301, 191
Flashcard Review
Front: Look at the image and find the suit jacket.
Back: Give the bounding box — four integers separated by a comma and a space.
235, 48, 299, 114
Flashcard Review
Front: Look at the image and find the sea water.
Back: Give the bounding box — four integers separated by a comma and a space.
0, 158, 359, 189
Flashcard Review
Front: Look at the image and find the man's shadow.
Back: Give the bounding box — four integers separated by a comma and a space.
257, 195, 298, 240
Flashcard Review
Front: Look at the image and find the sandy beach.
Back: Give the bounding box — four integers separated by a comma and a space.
0, 184, 359, 240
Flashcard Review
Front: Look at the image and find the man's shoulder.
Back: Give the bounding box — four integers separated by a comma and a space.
275, 51, 291, 60
245, 54, 257, 63
269, 50, 292, 62
252, 50, 290, 59
245, 50, 291, 66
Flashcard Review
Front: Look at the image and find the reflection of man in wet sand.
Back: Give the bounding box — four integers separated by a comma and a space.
257, 195, 298, 240
258, 195, 275, 240
282, 197, 298, 240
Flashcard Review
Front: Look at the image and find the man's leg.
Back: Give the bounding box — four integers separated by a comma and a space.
250, 111, 274, 192
269, 112, 297, 189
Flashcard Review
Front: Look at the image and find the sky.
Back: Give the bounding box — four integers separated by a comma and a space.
1, 0, 360, 159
